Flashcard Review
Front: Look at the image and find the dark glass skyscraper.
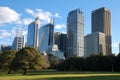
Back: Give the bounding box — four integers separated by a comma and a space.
27, 17, 40, 49
92, 7, 111, 55
54, 32, 67, 53
39, 20, 54, 53
67, 9, 84, 57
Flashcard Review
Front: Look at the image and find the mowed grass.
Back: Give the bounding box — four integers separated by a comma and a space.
0, 70, 120, 80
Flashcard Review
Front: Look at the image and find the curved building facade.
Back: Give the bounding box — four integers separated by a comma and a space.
27, 17, 40, 49
39, 20, 54, 53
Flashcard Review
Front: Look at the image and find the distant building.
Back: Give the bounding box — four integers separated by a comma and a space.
27, 17, 40, 49
12, 28, 24, 50
1, 45, 12, 52
67, 8, 84, 57
49, 44, 65, 59
54, 32, 62, 44
119, 43, 120, 53
92, 7, 111, 55
54, 32, 67, 53
12, 36, 24, 50
84, 32, 106, 57
39, 19, 54, 53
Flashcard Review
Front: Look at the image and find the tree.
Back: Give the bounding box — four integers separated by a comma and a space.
57, 56, 84, 71
41, 54, 50, 69
48, 54, 59, 69
11, 47, 43, 75
114, 53, 120, 71
0, 50, 16, 71
0, 51, 2, 56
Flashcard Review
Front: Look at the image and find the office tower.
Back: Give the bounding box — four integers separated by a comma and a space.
12, 36, 24, 50
12, 28, 24, 50
54, 32, 67, 52
39, 19, 54, 53
67, 9, 84, 57
84, 32, 106, 57
119, 43, 120, 53
27, 17, 40, 49
54, 32, 62, 44
92, 7, 111, 55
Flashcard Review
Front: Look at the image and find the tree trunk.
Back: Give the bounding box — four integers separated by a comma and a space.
23, 68, 27, 75
8, 69, 12, 74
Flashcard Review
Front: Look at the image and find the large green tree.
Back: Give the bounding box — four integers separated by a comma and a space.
11, 47, 43, 75
0, 50, 16, 71
48, 54, 59, 69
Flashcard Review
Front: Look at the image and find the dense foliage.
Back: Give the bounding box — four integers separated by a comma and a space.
0, 50, 16, 71
48, 54, 60, 69
11, 47, 43, 75
57, 54, 120, 72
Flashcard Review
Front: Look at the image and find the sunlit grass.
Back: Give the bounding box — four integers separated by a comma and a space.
0, 71, 120, 80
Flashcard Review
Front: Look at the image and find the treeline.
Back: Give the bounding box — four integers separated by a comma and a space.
0, 47, 59, 75
57, 54, 120, 72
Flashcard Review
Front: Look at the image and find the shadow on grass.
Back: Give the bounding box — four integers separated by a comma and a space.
27, 70, 119, 76
27, 76, 120, 80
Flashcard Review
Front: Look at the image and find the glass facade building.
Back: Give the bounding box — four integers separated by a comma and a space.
92, 7, 111, 55
27, 17, 40, 49
66, 9, 84, 57
39, 20, 54, 53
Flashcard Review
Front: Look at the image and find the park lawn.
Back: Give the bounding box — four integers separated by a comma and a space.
0, 71, 120, 80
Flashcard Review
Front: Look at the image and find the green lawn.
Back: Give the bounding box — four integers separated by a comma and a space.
0, 70, 120, 80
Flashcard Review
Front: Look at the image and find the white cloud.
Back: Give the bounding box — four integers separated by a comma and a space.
112, 42, 119, 48
0, 7, 21, 24
26, 8, 51, 23
53, 13, 61, 18
22, 18, 34, 25
55, 24, 66, 29
0, 30, 11, 38
26, 8, 61, 24
26, 9, 34, 16
23, 30, 27, 35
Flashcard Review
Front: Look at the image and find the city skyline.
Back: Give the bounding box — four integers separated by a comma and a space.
0, 0, 120, 54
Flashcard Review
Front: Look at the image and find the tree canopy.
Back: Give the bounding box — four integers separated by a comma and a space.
11, 47, 43, 75
0, 50, 16, 71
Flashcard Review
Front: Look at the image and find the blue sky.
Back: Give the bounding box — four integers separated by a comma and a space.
0, 0, 120, 54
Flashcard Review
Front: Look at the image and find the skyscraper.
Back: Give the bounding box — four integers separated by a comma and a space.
92, 7, 111, 55
67, 9, 84, 57
12, 36, 24, 50
12, 28, 24, 50
39, 19, 54, 53
54, 32, 67, 55
27, 17, 40, 49
84, 32, 106, 57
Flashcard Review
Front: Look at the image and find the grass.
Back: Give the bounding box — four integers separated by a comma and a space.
0, 70, 120, 80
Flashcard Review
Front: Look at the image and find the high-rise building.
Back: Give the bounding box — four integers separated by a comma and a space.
39, 19, 54, 53
54, 32, 67, 52
54, 32, 67, 58
27, 17, 40, 49
84, 32, 106, 57
12, 36, 24, 50
54, 32, 62, 44
119, 43, 120, 53
67, 9, 84, 57
92, 7, 111, 55
12, 28, 24, 50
